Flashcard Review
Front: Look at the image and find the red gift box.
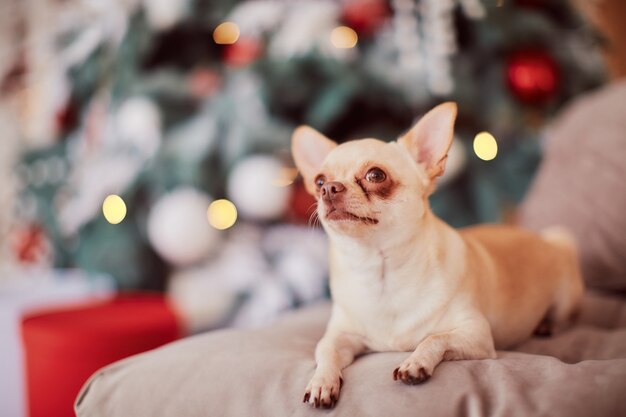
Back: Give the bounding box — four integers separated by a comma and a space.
21, 293, 181, 417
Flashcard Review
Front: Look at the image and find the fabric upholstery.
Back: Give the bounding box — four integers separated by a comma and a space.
76, 292, 626, 417
520, 81, 626, 290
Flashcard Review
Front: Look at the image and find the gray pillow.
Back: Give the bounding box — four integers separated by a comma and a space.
520, 81, 626, 291
76, 295, 626, 417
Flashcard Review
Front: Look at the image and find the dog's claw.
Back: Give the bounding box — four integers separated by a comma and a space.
329, 394, 338, 408
393, 365, 431, 385
304, 373, 342, 408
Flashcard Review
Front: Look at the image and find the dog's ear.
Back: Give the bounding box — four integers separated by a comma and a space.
291, 126, 337, 194
399, 102, 457, 180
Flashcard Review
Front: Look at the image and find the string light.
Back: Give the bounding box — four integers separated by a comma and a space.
207, 199, 238, 230
102, 195, 127, 224
473, 132, 498, 161
330, 26, 358, 49
213, 22, 240, 45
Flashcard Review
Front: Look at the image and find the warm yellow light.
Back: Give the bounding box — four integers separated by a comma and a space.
330, 26, 358, 49
473, 131, 498, 161
272, 167, 298, 187
213, 22, 240, 45
102, 195, 127, 224
207, 199, 238, 230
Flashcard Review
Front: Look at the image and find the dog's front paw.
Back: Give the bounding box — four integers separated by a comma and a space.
303, 371, 343, 409
393, 360, 431, 385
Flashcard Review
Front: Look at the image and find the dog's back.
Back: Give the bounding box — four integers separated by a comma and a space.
461, 224, 584, 348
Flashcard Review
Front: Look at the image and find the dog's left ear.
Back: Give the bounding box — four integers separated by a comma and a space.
291, 126, 337, 194
399, 102, 457, 180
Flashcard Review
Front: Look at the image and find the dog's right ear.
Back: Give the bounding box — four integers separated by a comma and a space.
291, 126, 337, 194
399, 102, 457, 181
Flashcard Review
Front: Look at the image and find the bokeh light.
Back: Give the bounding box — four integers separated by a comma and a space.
473, 132, 498, 161
102, 195, 127, 224
207, 199, 238, 230
331, 26, 358, 49
213, 22, 240, 45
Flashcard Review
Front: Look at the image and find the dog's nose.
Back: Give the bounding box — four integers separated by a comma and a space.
321, 181, 346, 198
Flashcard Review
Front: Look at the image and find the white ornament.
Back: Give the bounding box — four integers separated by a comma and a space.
227, 155, 291, 221
263, 225, 328, 303
392, 0, 422, 71
147, 187, 219, 266
277, 249, 327, 302
142, 0, 189, 31
228, 0, 351, 60
115, 97, 162, 158
215, 225, 271, 292
459, 0, 486, 19
263, 224, 328, 264
167, 224, 271, 332
228, 0, 286, 38
269, 1, 347, 60
390, 0, 486, 97
422, 0, 458, 95
168, 267, 238, 333
231, 278, 293, 328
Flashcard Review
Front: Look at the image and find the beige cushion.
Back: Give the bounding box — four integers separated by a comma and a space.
520, 81, 626, 290
76, 293, 626, 417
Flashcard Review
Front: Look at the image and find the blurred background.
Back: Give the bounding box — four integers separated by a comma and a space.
1, 0, 625, 416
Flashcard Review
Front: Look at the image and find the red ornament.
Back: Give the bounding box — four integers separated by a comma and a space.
287, 181, 318, 225
55, 99, 78, 137
223, 37, 263, 67
342, 0, 390, 36
11, 224, 51, 264
506, 49, 560, 104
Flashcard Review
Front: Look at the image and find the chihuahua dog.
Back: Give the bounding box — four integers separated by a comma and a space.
291, 102, 584, 409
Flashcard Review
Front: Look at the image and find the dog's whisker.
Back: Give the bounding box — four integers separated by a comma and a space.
308, 210, 320, 229
305, 202, 319, 216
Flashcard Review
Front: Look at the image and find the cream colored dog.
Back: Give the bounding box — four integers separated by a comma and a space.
291, 102, 584, 409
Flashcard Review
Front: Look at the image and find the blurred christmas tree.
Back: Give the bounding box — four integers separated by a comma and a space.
4, 0, 604, 296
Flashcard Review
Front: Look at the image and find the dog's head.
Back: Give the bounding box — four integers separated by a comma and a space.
291, 102, 457, 240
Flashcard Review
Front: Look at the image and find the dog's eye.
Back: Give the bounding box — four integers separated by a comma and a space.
365, 168, 386, 183
315, 175, 326, 189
